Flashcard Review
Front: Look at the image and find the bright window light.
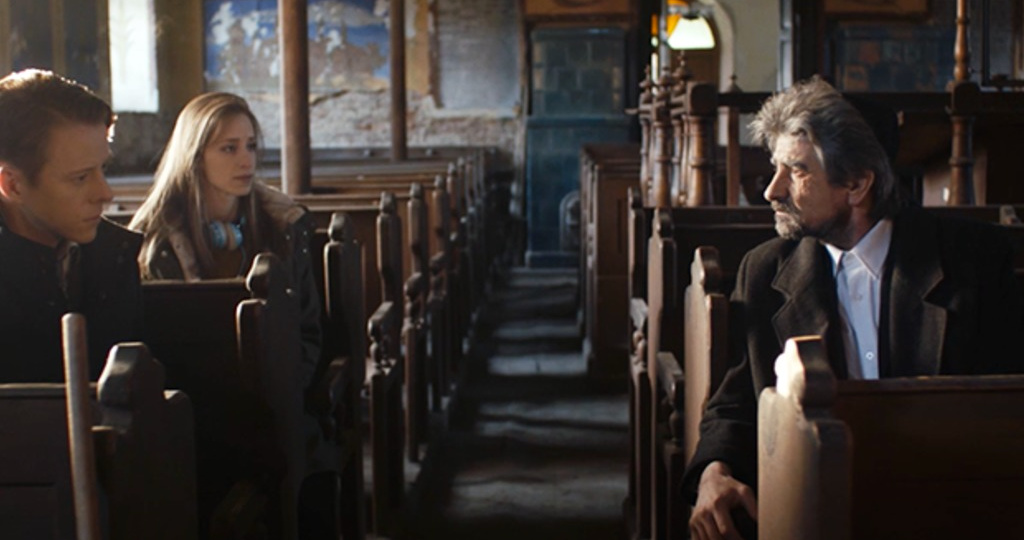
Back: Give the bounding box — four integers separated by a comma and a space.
108, 0, 158, 112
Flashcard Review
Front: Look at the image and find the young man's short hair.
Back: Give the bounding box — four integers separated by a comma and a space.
0, 69, 115, 182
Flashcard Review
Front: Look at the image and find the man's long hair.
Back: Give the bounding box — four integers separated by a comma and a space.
750, 76, 904, 221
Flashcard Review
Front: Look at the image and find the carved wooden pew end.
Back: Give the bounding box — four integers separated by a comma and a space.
760, 336, 1024, 539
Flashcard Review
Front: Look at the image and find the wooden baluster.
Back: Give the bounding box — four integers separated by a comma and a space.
639, 65, 654, 206
62, 313, 101, 540
685, 82, 718, 206
672, 56, 693, 207
949, 0, 978, 205
954, 0, 971, 84
726, 75, 742, 206
652, 68, 676, 208
949, 81, 979, 205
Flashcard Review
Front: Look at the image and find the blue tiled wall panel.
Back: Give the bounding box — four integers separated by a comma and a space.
525, 118, 631, 266
529, 27, 626, 117
526, 26, 631, 267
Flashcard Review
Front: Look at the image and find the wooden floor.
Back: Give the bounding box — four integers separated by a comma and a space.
394, 267, 629, 540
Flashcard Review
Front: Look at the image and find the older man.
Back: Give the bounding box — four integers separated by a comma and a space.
686, 76, 1023, 540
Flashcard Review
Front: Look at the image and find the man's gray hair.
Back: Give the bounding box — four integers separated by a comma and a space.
750, 76, 903, 220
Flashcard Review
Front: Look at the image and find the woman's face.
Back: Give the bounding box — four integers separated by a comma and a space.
201, 113, 256, 202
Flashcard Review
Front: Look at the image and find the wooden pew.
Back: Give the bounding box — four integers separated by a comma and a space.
624, 199, 773, 540
630, 205, 1024, 540
760, 336, 1024, 540
367, 192, 406, 537
404, 183, 431, 462
646, 246, 733, 540
308, 186, 455, 411
429, 176, 457, 411
289, 194, 417, 537
111, 186, 454, 421
317, 212, 368, 540
309, 188, 456, 534
108, 179, 468, 528
132, 148, 491, 313
644, 213, 777, 540
0, 342, 197, 539
579, 143, 642, 382
141, 254, 309, 540
108, 159, 487, 346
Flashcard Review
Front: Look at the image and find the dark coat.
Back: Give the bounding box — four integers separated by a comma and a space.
142, 184, 322, 389
0, 218, 143, 382
683, 206, 1024, 497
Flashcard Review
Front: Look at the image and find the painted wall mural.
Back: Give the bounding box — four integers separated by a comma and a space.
204, 0, 396, 93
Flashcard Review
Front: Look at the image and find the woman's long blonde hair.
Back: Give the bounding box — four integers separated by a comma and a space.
130, 92, 266, 277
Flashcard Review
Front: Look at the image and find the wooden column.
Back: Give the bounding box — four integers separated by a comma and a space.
279, 0, 311, 195
684, 82, 717, 206
949, 81, 979, 205
948, 0, 976, 205
725, 75, 741, 206
954, 0, 971, 84
670, 58, 692, 206
390, 0, 408, 162
638, 66, 654, 206
651, 70, 675, 208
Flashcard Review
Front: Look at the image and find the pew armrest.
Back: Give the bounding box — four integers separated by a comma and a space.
307, 356, 354, 439
404, 271, 427, 299
630, 298, 648, 331
655, 352, 685, 413
211, 479, 268, 539
369, 301, 400, 335
368, 300, 401, 367
430, 252, 447, 274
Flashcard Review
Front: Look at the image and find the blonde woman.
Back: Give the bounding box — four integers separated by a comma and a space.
130, 92, 320, 386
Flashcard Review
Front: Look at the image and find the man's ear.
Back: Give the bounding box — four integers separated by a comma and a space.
847, 170, 875, 207
0, 165, 25, 201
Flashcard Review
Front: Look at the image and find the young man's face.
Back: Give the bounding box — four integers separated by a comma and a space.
10, 122, 113, 246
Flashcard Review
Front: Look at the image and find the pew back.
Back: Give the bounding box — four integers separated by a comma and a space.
0, 344, 197, 540
760, 337, 1024, 540
142, 254, 304, 540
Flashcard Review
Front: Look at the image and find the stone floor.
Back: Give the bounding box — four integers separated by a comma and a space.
395, 267, 629, 540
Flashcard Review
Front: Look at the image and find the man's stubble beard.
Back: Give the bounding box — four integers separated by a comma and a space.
772, 200, 805, 240
772, 200, 849, 245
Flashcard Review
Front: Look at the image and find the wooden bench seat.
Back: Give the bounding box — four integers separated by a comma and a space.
0, 341, 197, 540
625, 201, 1024, 540
141, 254, 310, 540
579, 144, 642, 382
761, 336, 1024, 540
629, 210, 776, 540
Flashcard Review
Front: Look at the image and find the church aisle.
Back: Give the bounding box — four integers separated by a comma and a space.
397, 267, 628, 540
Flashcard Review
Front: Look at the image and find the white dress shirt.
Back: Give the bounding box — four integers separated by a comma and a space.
824, 219, 893, 380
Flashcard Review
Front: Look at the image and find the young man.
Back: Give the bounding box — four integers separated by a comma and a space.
685, 77, 1023, 540
0, 69, 142, 382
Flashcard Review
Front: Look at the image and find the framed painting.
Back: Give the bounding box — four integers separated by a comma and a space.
824, 0, 930, 17
523, 0, 631, 17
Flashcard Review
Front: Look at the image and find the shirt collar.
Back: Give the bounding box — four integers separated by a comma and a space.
825, 218, 893, 279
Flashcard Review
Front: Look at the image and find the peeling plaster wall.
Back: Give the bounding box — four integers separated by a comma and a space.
112, 0, 522, 179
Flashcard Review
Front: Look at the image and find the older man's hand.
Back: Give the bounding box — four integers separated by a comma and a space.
689, 461, 757, 540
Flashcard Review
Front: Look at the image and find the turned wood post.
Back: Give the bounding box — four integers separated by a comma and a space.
279, 0, 311, 195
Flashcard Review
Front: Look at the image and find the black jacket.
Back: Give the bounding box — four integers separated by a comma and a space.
0, 218, 143, 382
140, 184, 322, 389
683, 206, 1024, 498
